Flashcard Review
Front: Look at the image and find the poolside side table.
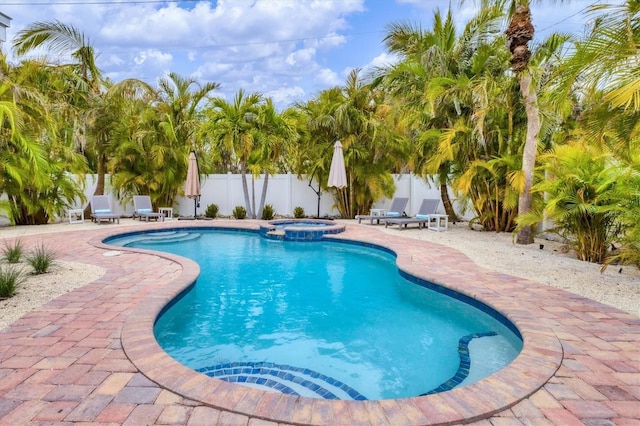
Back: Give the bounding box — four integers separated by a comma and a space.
428, 214, 448, 232
158, 207, 173, 220
68, 208, 84, 224
368, 208, 387, 224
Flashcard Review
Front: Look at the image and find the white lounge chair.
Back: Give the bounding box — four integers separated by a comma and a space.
133, 195, 165, 222
356, 197, 409, 224
384, 198, 441, 230
90, 195, 121, 225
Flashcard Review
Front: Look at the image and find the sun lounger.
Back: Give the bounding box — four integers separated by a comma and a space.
90, 195, 121, 224
355, 197, 409, 224
384, 198, 440, 230
133, 195, 165, 222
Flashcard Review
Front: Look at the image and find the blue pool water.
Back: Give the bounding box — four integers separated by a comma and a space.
108, 229, 522, 400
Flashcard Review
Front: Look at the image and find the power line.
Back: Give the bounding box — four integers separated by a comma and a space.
536, 1, 602, 33
4, 0, 196, 5
2, 0, 340, 4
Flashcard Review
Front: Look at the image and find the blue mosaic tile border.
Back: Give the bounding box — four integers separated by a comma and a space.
398, 270, 522, 339
103, 226, 259, 244
421, 331, 498, 395
325, 237, 521, 338
197, 361, 367, 400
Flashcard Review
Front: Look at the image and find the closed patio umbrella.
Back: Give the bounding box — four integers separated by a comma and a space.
327, 140, 347, 189
185, 151, 201, 218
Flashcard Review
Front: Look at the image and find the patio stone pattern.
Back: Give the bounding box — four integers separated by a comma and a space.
0, 220, 637, 425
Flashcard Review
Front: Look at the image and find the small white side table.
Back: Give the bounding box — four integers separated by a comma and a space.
370, 208, 387, 217
158, 207, 173, 220
428, 214, 448, 232
68, 209, 84, 224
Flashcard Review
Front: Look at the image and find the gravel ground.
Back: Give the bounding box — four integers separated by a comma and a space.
380, 222, 639, 317
0, 219, 637, 332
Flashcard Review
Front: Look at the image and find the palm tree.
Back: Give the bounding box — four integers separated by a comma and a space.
108, 73, 217, 209
0, 55, 87, 224
299, 69, 406, 218
497, 0, 573, 243
503, 3, 540, 243
12, 20, 105, 218
156, 72, 219, 149
154, 72, 219, 206
378, 5, 504, 222
251, 100, 299, 219
202, 90, 263, 218
555, 0, 640, 161
517, 143, 625, 263
548, 0, 640, 267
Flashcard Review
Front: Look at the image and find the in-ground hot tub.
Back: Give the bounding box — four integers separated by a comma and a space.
259, 219, 345, 241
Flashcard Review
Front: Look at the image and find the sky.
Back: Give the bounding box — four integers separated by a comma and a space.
0, 0, 614, 110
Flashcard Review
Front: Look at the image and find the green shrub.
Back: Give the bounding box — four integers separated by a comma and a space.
205, 204, 219, 219
293, 206, 305, 219
261, 204, 275, 220
232, 205, 247, 219
517, 144, 622, 264
25, 243, 57, 275
0, 266, 24, 298
2, 239, 24, 263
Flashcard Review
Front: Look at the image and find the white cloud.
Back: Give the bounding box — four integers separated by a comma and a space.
316, 68, 341, 87
365, 53, 399, 71
2, 0, 604, 110
265, 86, 306, 106
286, 48, 316, 66
133, 49, 172, 66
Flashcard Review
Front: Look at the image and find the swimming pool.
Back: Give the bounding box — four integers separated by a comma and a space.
108, 228, 522, 401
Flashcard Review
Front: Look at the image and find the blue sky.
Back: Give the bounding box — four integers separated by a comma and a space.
1, 0, 612, 109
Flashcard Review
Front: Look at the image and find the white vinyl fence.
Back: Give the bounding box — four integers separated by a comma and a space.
1, 173, 469, 225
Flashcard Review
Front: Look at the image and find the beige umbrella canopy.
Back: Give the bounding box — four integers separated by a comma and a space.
327, 140, 347, 189
185, 151, 201, 217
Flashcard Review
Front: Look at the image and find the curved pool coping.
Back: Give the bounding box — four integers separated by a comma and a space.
91, 221, 563, 425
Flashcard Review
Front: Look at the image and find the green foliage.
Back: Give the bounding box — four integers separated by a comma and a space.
377, 8, 533, 232
0, 60, 88, 225
109, 73, 218, 209
25, 243, 58, 275
603, 155, 640, 270
2, 239, 24, 263
0, 266, 24, 298
296, 70, 402, 219
232, 205, 247, 219
204, 203, 219, 219
261, 204, 275, 220
293, 206, 305, 218
517, 144, 624, 264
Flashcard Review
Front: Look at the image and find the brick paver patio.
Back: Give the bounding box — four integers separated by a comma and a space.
0, 220, 638, 425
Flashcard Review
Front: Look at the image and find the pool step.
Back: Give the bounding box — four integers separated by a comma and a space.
264, 230, 285, 241
197, 362, 367, 400
124, 232, 201, 245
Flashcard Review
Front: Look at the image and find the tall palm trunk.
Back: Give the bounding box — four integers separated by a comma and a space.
506, 4, 537, 245
240, 164, 254, 218
516, 72, 540, 244
257, 173, 269, 219
440, 182, 459, 223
